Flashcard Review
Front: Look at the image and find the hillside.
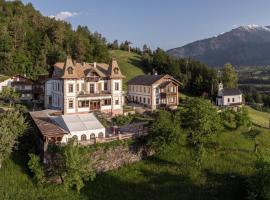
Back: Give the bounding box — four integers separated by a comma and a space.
167, 25, 270, 67
109, 50, 146, 90
0, 0, 109, 79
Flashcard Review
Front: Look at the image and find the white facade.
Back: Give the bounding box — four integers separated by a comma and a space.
216, 83, 243, 106
128, 75, 179, 110
45, 57, 125, 116
0, 78, 12, 92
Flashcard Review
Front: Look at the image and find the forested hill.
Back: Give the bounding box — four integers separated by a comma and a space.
0, 0, 109, 79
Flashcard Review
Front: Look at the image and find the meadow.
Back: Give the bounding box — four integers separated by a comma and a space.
1, 123, 270, 199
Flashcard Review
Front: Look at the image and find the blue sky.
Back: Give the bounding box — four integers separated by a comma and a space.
21, 0, 270, 50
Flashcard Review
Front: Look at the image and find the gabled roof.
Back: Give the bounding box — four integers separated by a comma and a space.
222, 88, 242, 96
52, 56, 124, 80
128, 74, 180, 86
108, 58, 125, 79
128, 75, 166, 85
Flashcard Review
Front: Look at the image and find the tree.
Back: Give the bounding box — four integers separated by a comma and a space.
222, 63, 238, 88
1, 87, 20, 107
182, 98, 222, 145
28, 153, 45, 184
59, 142, 96, 193
235, 107, 252, 128
0, 111, 27, 168
112, 40, 119, 49
248, 156, 270, 200
148, 110, 181, 150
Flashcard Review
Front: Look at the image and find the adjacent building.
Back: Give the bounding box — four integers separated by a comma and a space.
216, 82, 243, 106
44, 56, 125, 116
127, 74, 180, 110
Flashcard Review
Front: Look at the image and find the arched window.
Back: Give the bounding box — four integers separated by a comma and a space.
90, 133, 96, 143
67, 67, 73, 74
81, 134, 87, 141
72, 135, 78, 141
90, 133, 95, 139
114, 68, 119, 74
98, 132, 104, 138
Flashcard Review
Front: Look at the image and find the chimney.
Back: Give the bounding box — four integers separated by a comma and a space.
94, 62, 96, 68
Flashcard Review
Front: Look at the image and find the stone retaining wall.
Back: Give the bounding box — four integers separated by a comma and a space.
90, 144, 153, 173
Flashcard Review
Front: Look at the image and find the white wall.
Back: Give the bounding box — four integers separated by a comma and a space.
0, 78, 12, 92
61, 128, 105, 143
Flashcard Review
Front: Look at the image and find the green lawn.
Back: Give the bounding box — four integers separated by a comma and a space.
2, 104, 270, 199
109, 50, 146, 90
246, 106, 270, 128
82, 127, 270, 200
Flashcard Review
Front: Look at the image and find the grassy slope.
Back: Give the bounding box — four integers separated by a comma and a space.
246, 106, 270, 128
83, 127, 270, 200
109, 50, 145, 90
3, 127, 270, 200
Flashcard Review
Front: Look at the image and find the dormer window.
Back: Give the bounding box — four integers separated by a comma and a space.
114, 68, 119, 74
67, 67, 73, 74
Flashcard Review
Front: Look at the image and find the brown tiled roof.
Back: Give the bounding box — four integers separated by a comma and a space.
108, 58, 125, 79
30, 110, 66, 137
52, 57, 124, 80
128, 75, 166, 85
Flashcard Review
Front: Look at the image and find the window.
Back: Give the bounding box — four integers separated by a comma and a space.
90, 84, 94, 93
148, 98, 150, 104
76, 83, 79, 92
140, 86, 142, 92
114, 68, 119, 74
78, 100, 89, 108
143, 98, 146, 103
57, 83, 60, 91
98, 132, 104, 138
156, 88, 159, 93
115, 82, 119, 91
170, 86, 174, 92
115, 99, 119, 105
232, 98, 235, 102
148, 88, 151, 93
139, 97, 142, 102
67, 67, 73, 74
228, 98, 230, 103
104, 82, 108, 91
68, 84, 73, 93
104, 99, 111, 105
72, 135, 78, 141
69, 100, 73, 109
169, 97, 174, 103
144, 87, 146, 93
81, 134, 87, 141
156, 98, 159, 104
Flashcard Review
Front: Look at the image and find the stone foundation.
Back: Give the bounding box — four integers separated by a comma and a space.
90, 144, 153, 173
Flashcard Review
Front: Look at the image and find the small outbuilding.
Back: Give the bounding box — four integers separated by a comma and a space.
216, 83, 243, 107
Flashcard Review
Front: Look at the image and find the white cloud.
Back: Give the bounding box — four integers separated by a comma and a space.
50, 11, 78, 20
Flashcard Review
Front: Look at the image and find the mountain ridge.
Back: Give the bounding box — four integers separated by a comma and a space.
167, 25, 270, 67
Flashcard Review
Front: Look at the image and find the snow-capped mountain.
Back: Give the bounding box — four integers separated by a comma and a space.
167, 25, 270, 67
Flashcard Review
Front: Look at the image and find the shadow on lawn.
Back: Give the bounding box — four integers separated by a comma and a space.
81, 156, 248, 200
127, 56, 148, 74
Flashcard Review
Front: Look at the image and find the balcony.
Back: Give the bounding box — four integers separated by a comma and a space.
85, 76, 100, 82
77, 91, 111, 98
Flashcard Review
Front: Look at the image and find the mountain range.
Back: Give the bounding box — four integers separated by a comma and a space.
167, 25, 270, 67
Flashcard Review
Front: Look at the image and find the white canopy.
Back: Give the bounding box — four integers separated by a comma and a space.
53, 113, 105, 133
